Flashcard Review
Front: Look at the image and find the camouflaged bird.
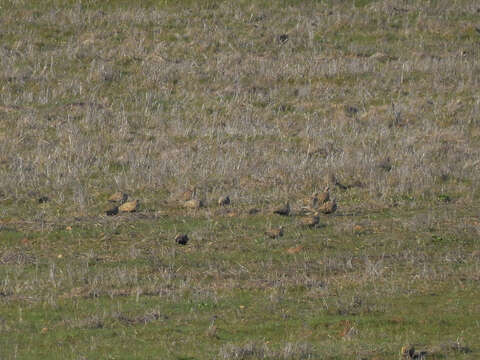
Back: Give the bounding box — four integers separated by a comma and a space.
184, 199, 204, 209
175, 233, 189, 245
318, 198, 337, 214
317, 185, 330, 204
119, 199, 138, 213
324, 173, 347, 190
218, 195, 230, 206
401, 345, 428, 359
303, 192, 319, 209
273, 202, 290, 216
108, 191, 128, 204
180, 186, 196, 201
299, 213, 320, 228
105, 206, 119, 216
265, 226, 284, 239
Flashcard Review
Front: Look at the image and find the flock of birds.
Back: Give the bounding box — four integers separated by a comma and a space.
105, 184, 337, 246
100, 184, 453, 358
265, 185, 337, 238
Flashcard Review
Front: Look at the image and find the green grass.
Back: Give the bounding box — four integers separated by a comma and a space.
1, 0, 480, 358
1, 205, 478, 358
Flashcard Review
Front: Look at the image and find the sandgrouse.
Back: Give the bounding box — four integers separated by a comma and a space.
119, 199, 138, 213
273, 202, 290, 216
401, 346, 427, 359
218, 195, 230, 206
180, 186, 196, 201
184, 199, 204, 209
317, 185, 330, 204
109, 191, 128, 203
300, 213, 320, 228
318, 198, 337, 214
300, 187, 328, 215
175, 233, 189, 245
105, 206, 119, 216
265, 226, 284, 239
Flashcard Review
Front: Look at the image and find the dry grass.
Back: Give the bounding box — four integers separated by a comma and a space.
1, 0, 479, 214
0, 0, 479, 359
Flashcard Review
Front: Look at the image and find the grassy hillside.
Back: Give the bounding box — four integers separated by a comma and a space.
0, 0, 479, 358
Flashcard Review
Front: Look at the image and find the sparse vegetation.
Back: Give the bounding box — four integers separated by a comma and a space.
1, 0, 479, 358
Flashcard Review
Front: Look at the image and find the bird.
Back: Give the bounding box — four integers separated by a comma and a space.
184, 199, 204, 209
175, 233, 189, 245
108, 191, 128, 203
205, 315, 218, 338
325, 173, 348, 190
273, 202, 290, 216
317, 185, 330, 204
119, 199, 138, 213
38, 196, 49, 204
265, 226, 284, 239
303, 192, 318, 209
218, 195, 230, 206
286, 245, 303, 254
318, 198, 337, 214
180, 186, 196, 201
105, 206, 119, 216
278, 34, 289, 43
401, 346, 427, 359
299, 213, 319, 228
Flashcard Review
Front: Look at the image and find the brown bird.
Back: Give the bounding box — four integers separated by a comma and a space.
184, 199, 204, 209
324, 173, 348, 190
318, 198, 337, 214
105, 206, 119, 216
119, 199, 138, 213
303, 192, 318, 209
286, 245, 303, 254
299, 205, 316, 216
303, 186, 329, 210
317, 185, 330, 204
273, 202, 290, 216
300, 213, 320, 228
180, 186, 196, 201
175, 233, 189, 245
265, 226, 284, 239
205, 315, 218, 339
218, 195, 230, 206
108, 191, 128, 203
